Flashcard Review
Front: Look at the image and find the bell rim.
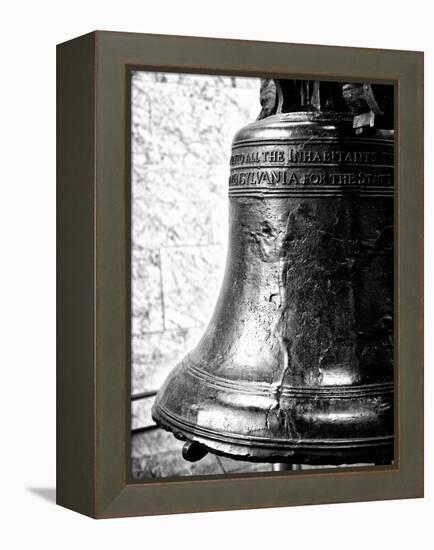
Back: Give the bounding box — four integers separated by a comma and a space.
152, 402, 394, 465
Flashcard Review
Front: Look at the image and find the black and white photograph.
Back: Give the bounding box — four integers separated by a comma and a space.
2, 0, 430, 540
130, 72, 395, 479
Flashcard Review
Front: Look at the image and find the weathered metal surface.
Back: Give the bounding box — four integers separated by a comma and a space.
152, 83, 394, 465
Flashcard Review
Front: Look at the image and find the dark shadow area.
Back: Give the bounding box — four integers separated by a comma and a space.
27, 487, 56, 504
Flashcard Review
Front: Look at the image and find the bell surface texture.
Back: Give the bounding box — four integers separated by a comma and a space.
152, 80, 394, 466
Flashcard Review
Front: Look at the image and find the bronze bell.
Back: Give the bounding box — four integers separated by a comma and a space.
152, 79, 394, 466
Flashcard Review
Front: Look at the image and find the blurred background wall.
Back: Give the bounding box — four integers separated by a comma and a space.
130, 71, 274, 478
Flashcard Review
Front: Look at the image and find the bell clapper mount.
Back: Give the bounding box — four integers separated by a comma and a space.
182, 440, 208, 462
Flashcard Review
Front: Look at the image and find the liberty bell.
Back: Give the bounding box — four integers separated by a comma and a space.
152, 79, 394, 466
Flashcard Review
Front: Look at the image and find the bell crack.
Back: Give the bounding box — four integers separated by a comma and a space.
270, 336, 300, 440
275, 336, 292, 406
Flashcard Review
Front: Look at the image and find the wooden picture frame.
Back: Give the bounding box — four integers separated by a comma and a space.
57, 30, 423, 518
